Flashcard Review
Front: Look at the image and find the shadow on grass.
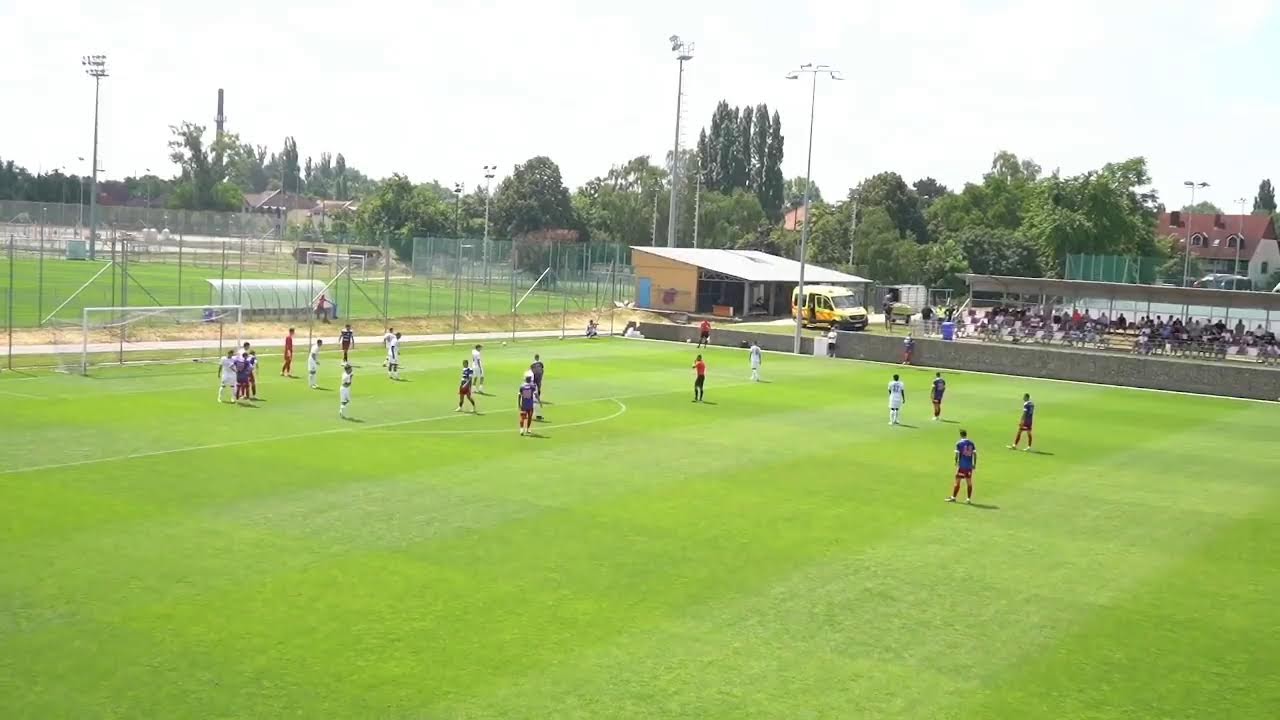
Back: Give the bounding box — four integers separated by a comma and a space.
968, 503, 1000, 510
342, 416, 366, 423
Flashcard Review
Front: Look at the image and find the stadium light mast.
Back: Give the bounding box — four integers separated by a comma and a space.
1181, 180, 1209, 287
482, 165, 497, 279
83, 54, 108, 261
453, 182, 464, 237
666, 35, 693, 248
786, 63, 843, 354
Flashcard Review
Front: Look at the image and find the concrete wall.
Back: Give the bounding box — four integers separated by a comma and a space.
639, 322, 814, 355
631, 250, 697, 313
637, 322, 1280, 401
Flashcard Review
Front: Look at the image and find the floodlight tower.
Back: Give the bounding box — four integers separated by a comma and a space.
786, 63, 843, 354
83, 54, 108, 261
666, 35, 693, 247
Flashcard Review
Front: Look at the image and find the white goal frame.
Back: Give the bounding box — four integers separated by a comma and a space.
78, 304, 243, 375
306, 251, 369, 280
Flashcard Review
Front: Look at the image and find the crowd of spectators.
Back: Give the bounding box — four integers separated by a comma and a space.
957, 305, 1279, 365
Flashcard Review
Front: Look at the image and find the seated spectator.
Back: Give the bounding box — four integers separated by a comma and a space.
586, 319, 599, 338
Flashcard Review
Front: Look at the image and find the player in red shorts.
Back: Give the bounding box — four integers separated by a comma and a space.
456, 360, 477, 412
339, 324, 355, 362
518, 372, 538, 436
1009, 393, 1034, 451
947, 429, 977, 503
281, 328, 295, 377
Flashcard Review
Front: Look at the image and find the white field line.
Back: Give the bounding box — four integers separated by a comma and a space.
0, 382, 755, 477
367, 399, 628, 436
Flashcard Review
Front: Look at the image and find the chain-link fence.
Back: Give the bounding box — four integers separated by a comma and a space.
1065, 254, 1170, 285
0, 203, 636, 369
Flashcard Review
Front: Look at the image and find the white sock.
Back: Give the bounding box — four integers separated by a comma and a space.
217, 386, 223, 402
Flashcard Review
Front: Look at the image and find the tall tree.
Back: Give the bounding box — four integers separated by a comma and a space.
849, 207, 922, 283
856, 171, 928, 242
167, 122, 242, 211
1255, 179, 1277, 214
492, 155, 579, 237
278, 137, 301, 193
761, 109, 785, 222
912, 177, 950, 211
353, 174, 451, 260
1021, 157, 1158, 274
987, 150, 1041, 183
731, 107, 752, 191
334, 154, 350, 201
696, 128, 714, 191
750, 104, 770, 192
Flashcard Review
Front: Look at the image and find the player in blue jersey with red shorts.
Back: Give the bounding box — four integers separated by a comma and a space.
947, 429, 977, 503
1009, 393, 1034, 451
456, 360, 477, 413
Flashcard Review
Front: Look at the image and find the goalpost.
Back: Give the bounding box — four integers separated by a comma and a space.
306, 251, 369, 281
64, 305, 243, 375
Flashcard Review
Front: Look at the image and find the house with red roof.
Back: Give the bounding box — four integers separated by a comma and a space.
1158, 211, 1279, 285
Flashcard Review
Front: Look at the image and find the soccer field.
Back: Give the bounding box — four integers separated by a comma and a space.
1, 339, 1277, 718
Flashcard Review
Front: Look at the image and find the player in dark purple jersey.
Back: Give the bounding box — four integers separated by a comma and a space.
1009, 393, 1035, 450
234, 352, 252, 402
518, 373, 539, 436
948, 429, 977, 503
931, 372, 946, 421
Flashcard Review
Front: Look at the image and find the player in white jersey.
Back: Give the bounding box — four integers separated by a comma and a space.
217, 349, 237, 403
471, 344, 485, 392
888, 373, 906, 425
308, 339, 323, 389
749, 340, 762, 382
339, 363, 354, 418
386, 332, 401, 380
382, 327, 395, 367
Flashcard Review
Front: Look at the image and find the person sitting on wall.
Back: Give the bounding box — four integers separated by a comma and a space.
586, 319, 599, 338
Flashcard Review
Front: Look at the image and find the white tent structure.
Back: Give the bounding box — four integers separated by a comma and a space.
204, 279, 327, 312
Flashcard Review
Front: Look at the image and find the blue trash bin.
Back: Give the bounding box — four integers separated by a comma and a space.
941, 321, 956, 341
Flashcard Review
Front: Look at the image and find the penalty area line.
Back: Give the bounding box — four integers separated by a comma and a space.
367, 398, 628, 435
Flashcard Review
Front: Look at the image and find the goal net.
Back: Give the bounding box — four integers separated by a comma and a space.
306, 251, 369, 280
55, 305, 243, 375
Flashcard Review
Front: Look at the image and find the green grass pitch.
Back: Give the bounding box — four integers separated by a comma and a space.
1, 339, 1277, 718
0, 256, 604, 327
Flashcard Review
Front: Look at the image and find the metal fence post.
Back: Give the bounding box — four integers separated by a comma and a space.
38, 207, 46, 326
177, 231, 184, 305
7, 233, 14, 370
510, 239, 518, 341
382, 231, 392, 325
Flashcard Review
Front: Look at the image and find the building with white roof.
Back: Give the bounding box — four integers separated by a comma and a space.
630, 246, 870, 316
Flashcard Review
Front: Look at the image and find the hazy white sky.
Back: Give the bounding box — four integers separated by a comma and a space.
2, 0, 1276, 211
